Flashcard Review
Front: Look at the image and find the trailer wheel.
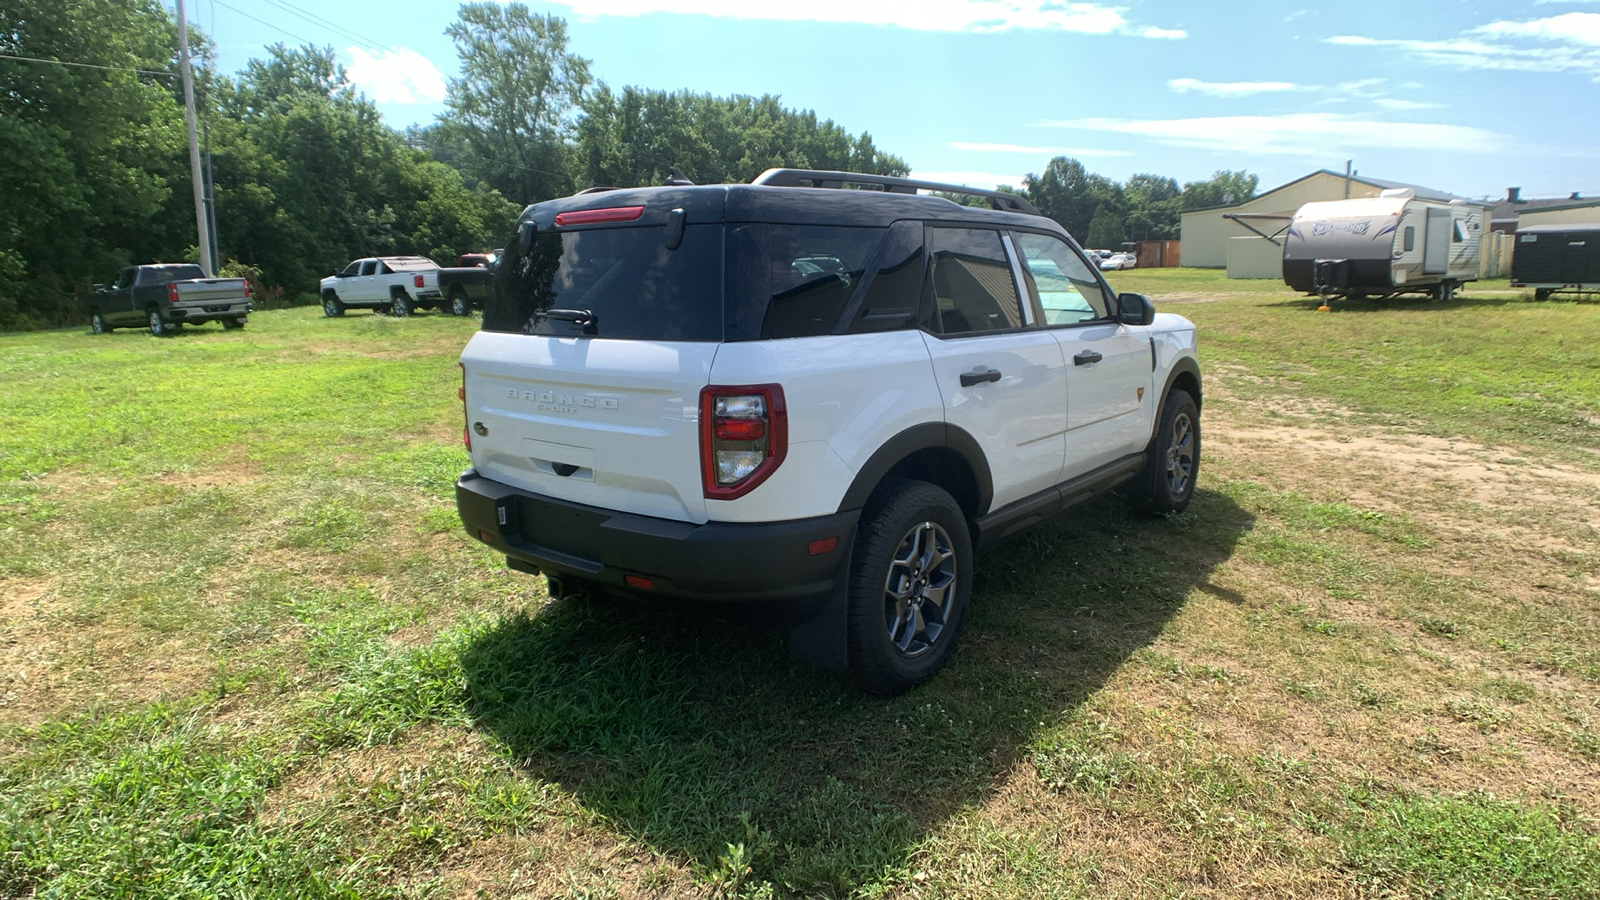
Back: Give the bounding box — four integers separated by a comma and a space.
1434, 281, 1457, 302
1534, 289, 1552, 302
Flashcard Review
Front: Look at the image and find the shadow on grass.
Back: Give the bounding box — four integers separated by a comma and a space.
1266, 293, 1531, 313
459, 487, 1253, 895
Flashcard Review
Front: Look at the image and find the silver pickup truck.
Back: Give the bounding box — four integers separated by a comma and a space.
91, 264, 251, 336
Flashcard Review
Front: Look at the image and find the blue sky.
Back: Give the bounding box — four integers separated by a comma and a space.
197, 0, 1600, 202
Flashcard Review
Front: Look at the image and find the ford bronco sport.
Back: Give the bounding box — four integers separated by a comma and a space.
456, 169, 1201, 694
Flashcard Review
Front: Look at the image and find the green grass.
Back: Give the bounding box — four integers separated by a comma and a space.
1, 296, 1598, 897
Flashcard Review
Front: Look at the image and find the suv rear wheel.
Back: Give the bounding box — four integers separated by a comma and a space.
847, 479, 973, 695
1129, 388, 1199, 514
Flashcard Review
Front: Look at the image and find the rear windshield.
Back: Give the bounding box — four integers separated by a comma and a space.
484, 224, 723, 340
138, 265, 205, 285
482, 222, 890, 342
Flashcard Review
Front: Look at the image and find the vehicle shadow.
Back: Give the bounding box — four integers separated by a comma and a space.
1267, 293, 1529, 312
458, 487, 1253, 894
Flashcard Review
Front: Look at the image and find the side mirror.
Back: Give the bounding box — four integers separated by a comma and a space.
1117, 292, 1155, 326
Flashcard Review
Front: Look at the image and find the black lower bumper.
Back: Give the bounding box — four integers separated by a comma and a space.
456, 470, 859, 626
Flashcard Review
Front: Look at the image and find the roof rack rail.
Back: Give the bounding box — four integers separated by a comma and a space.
751, 168, 1041, 216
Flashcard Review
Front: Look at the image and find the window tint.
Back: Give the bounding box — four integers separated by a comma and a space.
926, 228, 1023, 335
725, 224, 883, 340
339, 261, 361, 277
1403, 226, 1416, 252
1011, 231, 1110, 325
845, 220, 924, 334
483, 224, 723, 341
359, 260, 378, 276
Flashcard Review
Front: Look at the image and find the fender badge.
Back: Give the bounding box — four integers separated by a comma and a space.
1137, 387, 1145, 401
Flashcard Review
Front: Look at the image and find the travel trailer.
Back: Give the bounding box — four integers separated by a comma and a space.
1282, 189, 1486, 302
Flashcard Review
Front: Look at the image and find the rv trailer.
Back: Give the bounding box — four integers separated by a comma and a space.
1283, 189, 1486, 303
1511, 223, 1600, 301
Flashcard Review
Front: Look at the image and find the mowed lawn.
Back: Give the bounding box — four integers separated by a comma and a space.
2, 273, 1598, 898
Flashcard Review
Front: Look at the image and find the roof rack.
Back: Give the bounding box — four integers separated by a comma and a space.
751, 168, 1042, 216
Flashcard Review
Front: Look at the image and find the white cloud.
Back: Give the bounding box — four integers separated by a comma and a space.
546, 0, 1186, 37
1327, 12, 1600, 79
1374, 98, 1445, 110
910, 170, 1028, 189
1037, 113, 1501, 158
345, 47, 447, 105
949, 141, 1131, 156
1168, 77, 1301, 96
1476, 11, 1600, 44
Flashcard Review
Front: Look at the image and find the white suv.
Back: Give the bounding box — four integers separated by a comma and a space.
456, 169, 1201, 694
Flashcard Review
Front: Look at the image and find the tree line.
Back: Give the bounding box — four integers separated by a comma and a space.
0, 0, 1255, 331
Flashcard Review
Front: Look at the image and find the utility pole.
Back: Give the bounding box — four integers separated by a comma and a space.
204, 122, 219, 269
176, 0, 213, 276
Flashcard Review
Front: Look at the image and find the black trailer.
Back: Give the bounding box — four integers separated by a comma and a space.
1512, 223, 1600, 300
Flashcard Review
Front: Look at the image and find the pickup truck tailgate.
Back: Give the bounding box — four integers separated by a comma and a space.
172, 278, 250, 306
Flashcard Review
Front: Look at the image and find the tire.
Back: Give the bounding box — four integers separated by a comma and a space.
1129, 388, 1200, 515
322, 293, 345, 317
221, 317, 245, 330
846, 479, 973, 695
90, 311, 109, 334
1534, 288, 1552, 302
390, 291, 413, 317
450, 288, 472, 317
1434, 281, 1456, 302
148, 309, 177, 337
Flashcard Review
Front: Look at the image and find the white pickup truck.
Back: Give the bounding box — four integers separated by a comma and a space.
318, 256, 443, 317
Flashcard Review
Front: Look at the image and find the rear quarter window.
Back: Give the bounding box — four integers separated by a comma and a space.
725, 224, 885, 340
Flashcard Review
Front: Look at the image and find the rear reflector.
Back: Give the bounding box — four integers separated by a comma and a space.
554, 206, 645, 226
808, 537, 838, 556
624, 575, 654, 590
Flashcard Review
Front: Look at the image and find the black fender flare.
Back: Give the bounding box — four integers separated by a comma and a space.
1143, 356, 1203, 447
836, 422, 993, 516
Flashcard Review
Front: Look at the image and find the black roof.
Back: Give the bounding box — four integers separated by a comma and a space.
518, 177, 1058, 233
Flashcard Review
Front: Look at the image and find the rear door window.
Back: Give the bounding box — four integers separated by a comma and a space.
484, 224, 723, 341
926, 227, 1024, 335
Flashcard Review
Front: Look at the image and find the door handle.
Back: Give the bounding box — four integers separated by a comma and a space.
960, 368, 1002, 387
1074, 350, 1103, 366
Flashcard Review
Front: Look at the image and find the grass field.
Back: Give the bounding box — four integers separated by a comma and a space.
2, 271, 1598, 898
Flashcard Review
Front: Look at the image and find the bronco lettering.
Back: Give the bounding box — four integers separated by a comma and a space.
505, 388, 619, 410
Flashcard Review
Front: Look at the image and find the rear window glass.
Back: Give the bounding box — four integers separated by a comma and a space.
137, 265, 205, 285
483, 224, 723, 341
726, 225, 884, 340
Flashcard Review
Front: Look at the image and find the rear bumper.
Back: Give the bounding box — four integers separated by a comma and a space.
456, 469, 858, 625
168, 302, 250, 322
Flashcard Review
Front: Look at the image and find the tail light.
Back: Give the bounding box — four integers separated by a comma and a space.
413, 274, 425, 288
167, 284, 179, 303
700, 384, 786, 499
459, 363, 470, 450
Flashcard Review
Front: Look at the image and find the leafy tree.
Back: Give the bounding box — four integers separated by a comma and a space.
1123, 173, 1181, 241
1020, 157, 1125, 239
0, 0, 190, 328
1085, 204, 1126, 249
1181, 170, 1259, 210
574, 87, 906, 190
441, 3, 592, 204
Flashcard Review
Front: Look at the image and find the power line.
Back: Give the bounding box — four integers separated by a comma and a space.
209, 0, 355, 64
0, 51, 177, 79
257, 0, 389, 54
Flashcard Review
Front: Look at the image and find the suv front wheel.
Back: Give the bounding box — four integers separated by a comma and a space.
847, 479, 973, 695
1129, 388, 1199, 514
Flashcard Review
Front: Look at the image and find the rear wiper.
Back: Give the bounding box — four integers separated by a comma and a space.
533, 307, 599, 334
